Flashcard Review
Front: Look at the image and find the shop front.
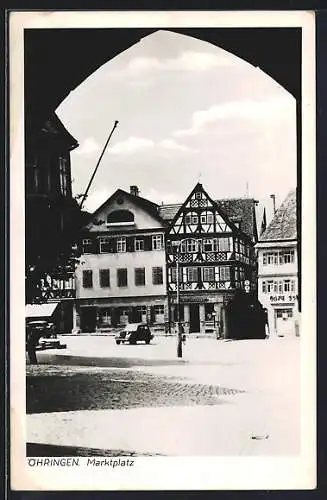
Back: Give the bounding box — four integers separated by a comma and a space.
73, 296, 168, 333
169, 293, 232, 337
264, 292, 298, 337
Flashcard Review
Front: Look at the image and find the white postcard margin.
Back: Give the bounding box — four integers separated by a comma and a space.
9, 10, 316, 491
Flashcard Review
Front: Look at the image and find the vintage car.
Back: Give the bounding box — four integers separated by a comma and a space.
115, 323, 154, 345
26, 320, 66, 350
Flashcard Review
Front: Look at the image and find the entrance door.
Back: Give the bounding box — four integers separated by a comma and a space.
189, 304, 200, 333
80, 307, 97, 333
275, 308, 294, 336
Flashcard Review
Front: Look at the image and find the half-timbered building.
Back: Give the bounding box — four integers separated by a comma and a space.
163, 183, 258, 336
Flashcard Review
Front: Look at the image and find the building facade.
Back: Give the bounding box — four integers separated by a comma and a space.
25, 113, 82, 332
73, 187, 168, 333
163, 183, 258, 336
256, 190, 299, 337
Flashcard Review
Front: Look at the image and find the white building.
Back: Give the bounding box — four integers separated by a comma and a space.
256, 190, 299, 337
73, 186, 168, 333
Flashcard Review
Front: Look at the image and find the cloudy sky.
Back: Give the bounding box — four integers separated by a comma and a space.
56, 30, 297, 224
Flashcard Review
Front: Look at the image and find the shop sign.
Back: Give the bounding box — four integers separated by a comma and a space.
171, 296, 209, 304
270, 294, 296, 303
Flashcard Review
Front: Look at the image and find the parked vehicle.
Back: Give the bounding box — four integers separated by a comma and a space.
26, 320, 66, 350
115, 323, 154, 345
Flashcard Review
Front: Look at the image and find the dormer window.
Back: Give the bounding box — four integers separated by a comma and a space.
107, 209, 134, 226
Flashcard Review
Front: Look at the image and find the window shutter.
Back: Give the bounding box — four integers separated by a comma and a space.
150, 306, 156, 324
127, 236, 135, 252
110, 237, 117, 253
144, 235, 152, 251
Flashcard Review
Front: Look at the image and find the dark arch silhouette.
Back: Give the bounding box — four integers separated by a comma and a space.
25, 28, 301, 134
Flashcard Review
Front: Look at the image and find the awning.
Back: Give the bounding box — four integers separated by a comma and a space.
26, 302, 60, 319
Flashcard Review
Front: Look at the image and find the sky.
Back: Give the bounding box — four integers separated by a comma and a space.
56, 30, 297, 226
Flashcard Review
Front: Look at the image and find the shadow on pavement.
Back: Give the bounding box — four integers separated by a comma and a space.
36, 353, 189, 368
27, 442, 163, 457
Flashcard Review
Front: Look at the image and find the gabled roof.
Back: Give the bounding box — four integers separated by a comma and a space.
159, 192, 258, 241
88, 188, 164, 227
260, 189, 297, 241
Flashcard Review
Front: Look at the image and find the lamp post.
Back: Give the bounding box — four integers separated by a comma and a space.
174, 237, 199, 358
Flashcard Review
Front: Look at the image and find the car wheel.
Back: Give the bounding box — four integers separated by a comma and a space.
129, 340, 136, 345
116, 340, 121, 345
145, 339, 150, 344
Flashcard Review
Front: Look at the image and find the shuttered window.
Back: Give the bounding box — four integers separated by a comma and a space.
99, 269, 110, 288
219, 266, 230, 281
152, 267, 163, 285
202, 267, 215, 281
187, 267, 198, 282
117, 268, 127, 287
135, 268, 145, 286
82, 270, 93, 288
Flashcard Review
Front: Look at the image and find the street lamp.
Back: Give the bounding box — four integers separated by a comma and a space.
173, 237, 199, 358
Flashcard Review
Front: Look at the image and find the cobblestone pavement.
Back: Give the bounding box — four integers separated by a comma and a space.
27, 364, 244, 414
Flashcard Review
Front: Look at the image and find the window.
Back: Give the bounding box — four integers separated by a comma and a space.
135, 268, 145, 286
284, 280, 291, 292
290, 280, 296, 292
117, 268, 127, 287
200, 213, 207, 224
99, 237, 110, 253
82, 270, 93, 288
107, 210, 134, 225
219, 266, 230, 281
279, 250, 295, 264
219, 238, 230, 251
82, 238, 93, 254
99, 269, 110, 288
187, 267, 198, 282
262, 281, 267, 293
100, 308, 111, 325
152, 234, 163, 250
267, 280, 274, 293
263, 252, 278, 265
207, 213, 214, 224
171, 267, 182, 283
135, 239, 144, 251
152, 267, 163, 285
185, 214, 191, 225
202, 267, 215, 281
191, 214, 198, 225
117, 237, 126, 253
154, 305, 164, 315
195, 192, 202, 200
203, 239, 214, 252
187, 239, 198, 253
59, 156, 70, 196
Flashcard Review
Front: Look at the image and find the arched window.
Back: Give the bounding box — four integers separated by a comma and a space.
107, 210, 134, 226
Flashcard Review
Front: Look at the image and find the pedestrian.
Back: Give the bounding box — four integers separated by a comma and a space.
26, 326, 38, 365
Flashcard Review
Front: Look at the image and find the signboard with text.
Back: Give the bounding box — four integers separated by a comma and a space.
270, 294, 296, 303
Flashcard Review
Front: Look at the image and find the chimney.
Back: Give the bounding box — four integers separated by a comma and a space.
270, 194, 276, 214
130, 185, 139, 197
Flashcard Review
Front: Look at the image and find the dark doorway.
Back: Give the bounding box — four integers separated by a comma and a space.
189, 304, 200, 333
80, 307, 97, 333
